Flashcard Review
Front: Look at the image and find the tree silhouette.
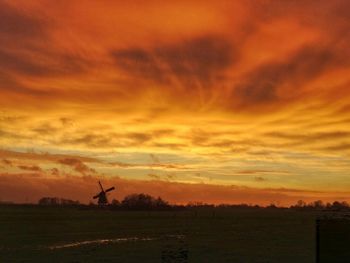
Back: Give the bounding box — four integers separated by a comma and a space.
121, 193, 169, 210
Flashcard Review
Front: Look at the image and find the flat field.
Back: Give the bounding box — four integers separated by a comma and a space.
0, 205, 318, 262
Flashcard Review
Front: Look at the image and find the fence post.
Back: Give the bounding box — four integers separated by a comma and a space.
316, 219, 320, 263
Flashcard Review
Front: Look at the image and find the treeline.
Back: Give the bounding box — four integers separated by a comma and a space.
109, 193, 170, 210
36, 194, 350, 212
38, 197, 80, 206
37, 194, 170, 210
290, 200, 350, 211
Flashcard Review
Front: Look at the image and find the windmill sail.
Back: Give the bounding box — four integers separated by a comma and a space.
105, 187, 115, 192
98, 181, 104, 192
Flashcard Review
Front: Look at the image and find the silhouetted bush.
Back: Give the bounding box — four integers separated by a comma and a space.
111, 199, 120, 206
120, 193, 170, 210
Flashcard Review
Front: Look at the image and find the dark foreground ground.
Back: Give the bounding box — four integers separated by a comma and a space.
0, 205, 335, 262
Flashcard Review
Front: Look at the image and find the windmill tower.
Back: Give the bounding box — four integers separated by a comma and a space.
93, 181, 115, 205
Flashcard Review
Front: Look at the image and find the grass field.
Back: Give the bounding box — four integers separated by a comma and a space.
0, 205, 318, 262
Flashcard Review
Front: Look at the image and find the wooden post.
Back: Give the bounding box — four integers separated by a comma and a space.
316, 219, 320, 263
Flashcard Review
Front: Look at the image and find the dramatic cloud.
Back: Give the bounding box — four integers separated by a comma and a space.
2, 159, 12, 166
17, 165, 42, 172
111, 36, 233, 89
254, 177, 267, 182
231, 45, 342, 107
0, 149, 98, 163
0, 1, 349, 204
58, 158, 96, 175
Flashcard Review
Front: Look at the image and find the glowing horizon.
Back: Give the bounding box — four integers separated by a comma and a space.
0, 0, 349, 205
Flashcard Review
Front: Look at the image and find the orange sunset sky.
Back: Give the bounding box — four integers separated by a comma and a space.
0, 0, 349, 206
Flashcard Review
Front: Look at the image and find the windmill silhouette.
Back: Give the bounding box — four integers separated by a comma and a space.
93, 181, 115, 205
